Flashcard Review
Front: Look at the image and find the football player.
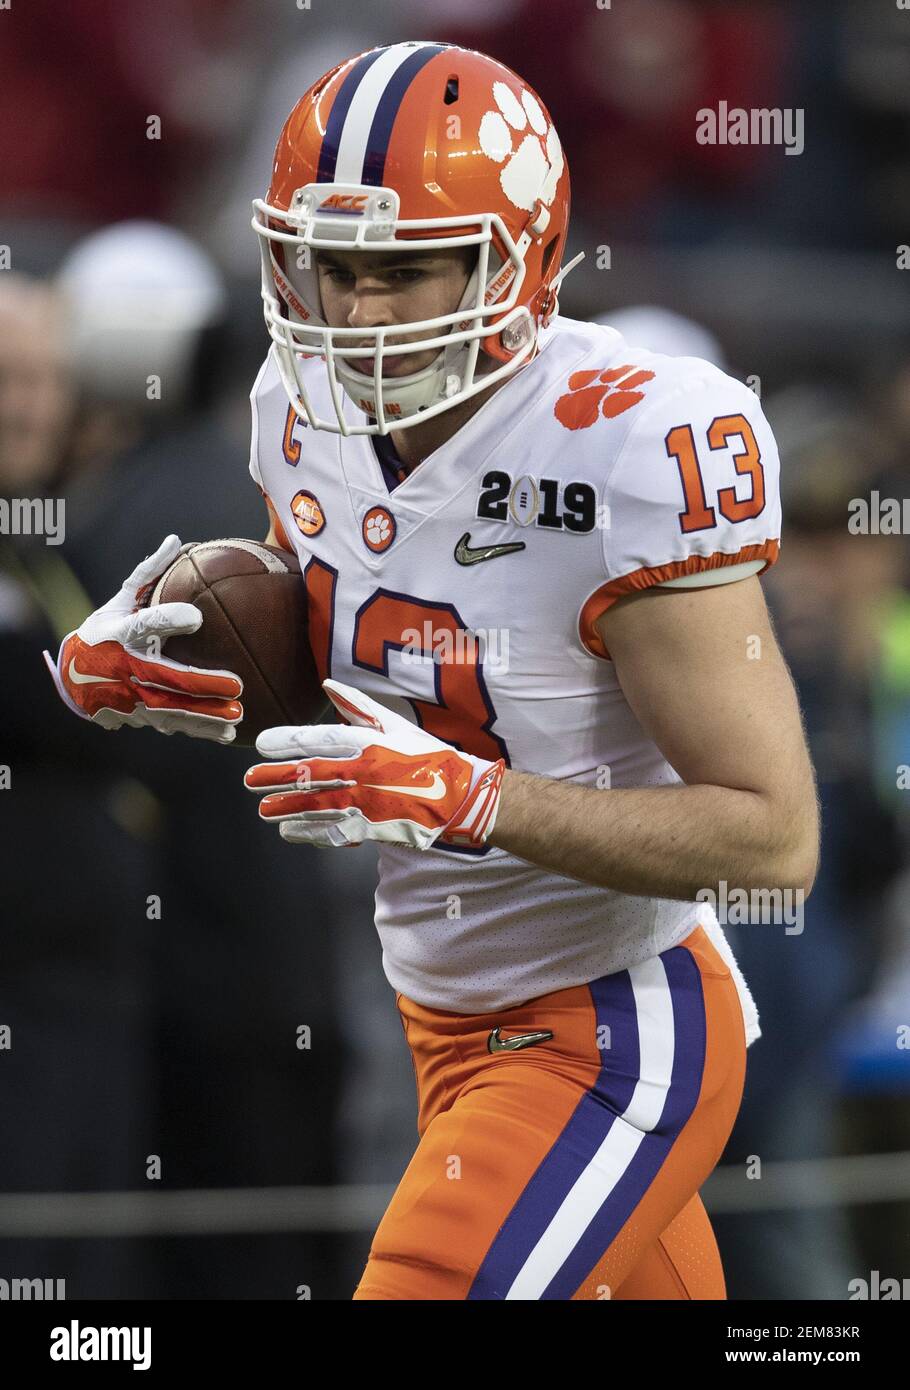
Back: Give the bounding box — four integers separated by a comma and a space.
47, 42, 819, 1299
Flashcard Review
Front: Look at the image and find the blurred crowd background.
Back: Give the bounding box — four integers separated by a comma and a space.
1, 0, 908, 1300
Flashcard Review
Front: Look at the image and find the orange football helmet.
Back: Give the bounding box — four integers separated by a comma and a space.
252, 41, 576, 434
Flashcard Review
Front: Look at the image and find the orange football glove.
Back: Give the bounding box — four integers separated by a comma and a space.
43, 534, 243, 743
244, 678, 505, 849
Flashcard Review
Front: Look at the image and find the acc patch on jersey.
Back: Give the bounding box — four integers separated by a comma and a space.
291, 490, 326, 537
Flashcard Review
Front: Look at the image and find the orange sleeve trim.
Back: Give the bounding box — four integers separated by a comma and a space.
579, 539, 780, 660
263, 493, 294, 553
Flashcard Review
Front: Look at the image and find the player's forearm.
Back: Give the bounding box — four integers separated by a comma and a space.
488, 770, 817, 900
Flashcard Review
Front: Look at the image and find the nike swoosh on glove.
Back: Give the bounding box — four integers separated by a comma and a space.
243, 678, 505, 849
43, 534, 243, 743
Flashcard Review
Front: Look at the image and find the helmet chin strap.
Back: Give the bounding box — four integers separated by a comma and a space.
332, 331, 451, 414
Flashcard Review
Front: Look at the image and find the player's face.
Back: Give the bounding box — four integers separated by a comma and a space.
314, 247, 475, 378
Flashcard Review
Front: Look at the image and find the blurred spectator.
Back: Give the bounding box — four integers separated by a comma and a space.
0, 272, 156, 1296
58, 221, 227, 415
53, 220, 255, 559
1, 227, 348, 1296
595, 304, 727, 368
0, 277, 77, 498
716, 385, 905, 1298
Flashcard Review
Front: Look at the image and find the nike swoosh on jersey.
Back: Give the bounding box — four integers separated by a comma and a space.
68, 658, 116, 685
454, 532, 526, 566
487, 1027, 554, 1054
362, 770, 448, 801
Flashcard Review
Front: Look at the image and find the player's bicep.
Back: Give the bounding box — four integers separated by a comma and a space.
595, 576, 813, 803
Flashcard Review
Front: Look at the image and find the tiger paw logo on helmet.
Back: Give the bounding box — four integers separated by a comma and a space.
478, 81, 565, 213
554, 366, 656, 431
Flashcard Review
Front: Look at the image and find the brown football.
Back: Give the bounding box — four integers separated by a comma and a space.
144, 539, 328, 745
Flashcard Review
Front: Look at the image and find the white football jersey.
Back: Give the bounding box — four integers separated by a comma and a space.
249, 316, 781, 1042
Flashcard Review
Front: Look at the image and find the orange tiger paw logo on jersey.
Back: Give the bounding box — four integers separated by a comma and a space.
554, 365, 655, 431
362, 505, 396, 553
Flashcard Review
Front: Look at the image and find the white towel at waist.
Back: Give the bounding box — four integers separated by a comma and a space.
693, 903, 761, 1047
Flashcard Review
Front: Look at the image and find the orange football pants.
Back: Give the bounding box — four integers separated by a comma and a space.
354, 924, 746, 1300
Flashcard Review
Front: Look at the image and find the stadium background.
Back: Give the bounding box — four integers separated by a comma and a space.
1, 0, 908, 1300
